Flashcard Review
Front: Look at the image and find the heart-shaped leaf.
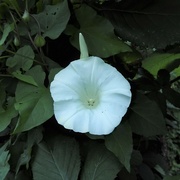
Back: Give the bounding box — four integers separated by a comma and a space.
13, 66, 53, 133
105, 122, 133, 171
66, 4, 131, 58
31, 0, 70, 39
32, 135, 80, 180
128, 92, 166, 137
80, 143, 121, 180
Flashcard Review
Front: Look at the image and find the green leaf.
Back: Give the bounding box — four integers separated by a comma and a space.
80, 143, 121, 180
15, 148, 31, 175
9, 137, 26, 171
172, 66, 180, 77
142, 53, 180, 76
128, 92, 166, 137
164, 175, 180, 180
12, 71, 38, 86
0, 142, 10, 180
15, 127, 43, 176
44, 56, 61, 70
0, 97, 18, 132
0, 23, 14, 45
102, 0, 180, 49
67, 4, 131, 58
48, 67, 62, 83
32, 135, 80, 180
105, 122, 133, 171
31, 0, 70, 39
13, 66, 53, 133
6, 45, 34, 72
27, 126, 43, 148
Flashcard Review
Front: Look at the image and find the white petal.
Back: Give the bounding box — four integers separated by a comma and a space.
69, 57, 105, 84
70, 56, 131, 95
101, 92, 131, 108
64, 109, 90, 133
51, 82, 79, 101
88, 108, 118, 135
99, 70, 131, 96
50, 63, 87, 101
97, 101, 128, 122
54, 100, 84, 126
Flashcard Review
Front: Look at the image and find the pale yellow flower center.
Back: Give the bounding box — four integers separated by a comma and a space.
81, 93, 100, 109
87, 98, 96, 107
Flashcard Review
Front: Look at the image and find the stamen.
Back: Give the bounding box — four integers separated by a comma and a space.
87, 98, 95, 106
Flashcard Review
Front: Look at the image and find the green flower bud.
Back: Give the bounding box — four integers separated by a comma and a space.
13, 36, 20, 46
34, 34, 46, 47
22, 10, 30, 23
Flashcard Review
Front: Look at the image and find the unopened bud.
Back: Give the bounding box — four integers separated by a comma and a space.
13, 36, 20, 46
22, 10, 30, 23
34, 34, 46, 47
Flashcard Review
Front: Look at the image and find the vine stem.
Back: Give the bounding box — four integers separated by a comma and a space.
0, 56, 11, 60
27, 31, 47, 67
0, 74, 12, 77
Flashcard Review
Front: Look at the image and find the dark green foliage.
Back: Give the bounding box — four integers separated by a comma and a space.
96, 0, 180, 49
0, 0, 179, 179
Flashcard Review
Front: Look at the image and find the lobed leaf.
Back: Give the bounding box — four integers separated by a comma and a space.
6, 45, 34, 72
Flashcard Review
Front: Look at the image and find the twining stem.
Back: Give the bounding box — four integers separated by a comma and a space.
0, 56, 11, 60
0, 74, 12, 77
27, 31, 47, 67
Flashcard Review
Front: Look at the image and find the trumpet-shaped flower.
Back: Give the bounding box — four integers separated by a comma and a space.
50, 56, 132, 135
50, 33, 131, 135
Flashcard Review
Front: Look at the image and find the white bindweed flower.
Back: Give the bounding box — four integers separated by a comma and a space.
50, 34, 132, 135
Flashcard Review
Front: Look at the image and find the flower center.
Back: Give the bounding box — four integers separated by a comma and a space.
81, 94, 100, 109
80, 83, 100, 109
87, 98, 96, 107
84, 97, 99, 109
